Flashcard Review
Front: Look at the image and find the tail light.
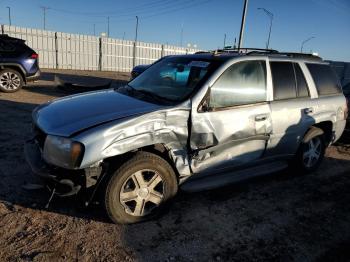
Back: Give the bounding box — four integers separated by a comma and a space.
30, 53, 39, 59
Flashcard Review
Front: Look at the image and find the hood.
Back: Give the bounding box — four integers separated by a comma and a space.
33, 89, 163, 137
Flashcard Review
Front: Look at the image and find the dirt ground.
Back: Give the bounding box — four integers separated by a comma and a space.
1, 70, 350, 262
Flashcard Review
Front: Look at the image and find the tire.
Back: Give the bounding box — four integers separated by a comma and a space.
0, 68, 24, 93
294, 134, 326, 173
104, 152, 178, 224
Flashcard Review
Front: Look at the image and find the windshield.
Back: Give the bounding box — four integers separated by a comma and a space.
128, 56, 215, 102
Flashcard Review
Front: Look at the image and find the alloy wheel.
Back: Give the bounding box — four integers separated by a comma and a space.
119, 169, 164, 217
302, 137, 322, 168
0, 72, 21, 91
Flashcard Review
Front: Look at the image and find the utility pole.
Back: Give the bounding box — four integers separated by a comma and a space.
107, 16, 110, 37
223, 33, 226, 48
257, 7, 273, 49
238, 0, 248, 50
180, 22, 184, 47
133, 16, 139, 68
301, 36, 315, 52
6, 7, 11, 26
40, 6, 49, 30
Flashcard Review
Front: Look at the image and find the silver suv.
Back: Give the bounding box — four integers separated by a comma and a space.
25, 49, 348, 224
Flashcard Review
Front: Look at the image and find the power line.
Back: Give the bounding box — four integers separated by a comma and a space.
47, 0, 212, 25
132, 0, 213, 21
48, 0, 184, 18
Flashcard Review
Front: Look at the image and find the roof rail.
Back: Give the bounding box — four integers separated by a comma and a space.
226, 47, 279, 53
270, 52, 322, 60
194, 48, 323, 61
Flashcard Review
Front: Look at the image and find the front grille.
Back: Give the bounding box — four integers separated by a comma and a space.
33, 125, 47, 149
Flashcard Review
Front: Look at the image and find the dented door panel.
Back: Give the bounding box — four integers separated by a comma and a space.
75, 105, 192, 179
190, 103, 272, 174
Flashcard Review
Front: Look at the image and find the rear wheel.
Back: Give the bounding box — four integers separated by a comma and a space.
0, 69, 24, 93
104, 152, 178, 224
295, 134, 325, 173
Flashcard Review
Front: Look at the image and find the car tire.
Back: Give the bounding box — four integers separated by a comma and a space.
0, 68, 24, 93
294, 133, 326, 173
104, 151, 178, 224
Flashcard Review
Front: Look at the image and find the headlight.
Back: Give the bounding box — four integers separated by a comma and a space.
43, 135, 84, 169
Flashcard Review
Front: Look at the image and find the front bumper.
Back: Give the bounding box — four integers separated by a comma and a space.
26, 70, 41, 82
24, 139, 83, 196
24, 139, 55, 180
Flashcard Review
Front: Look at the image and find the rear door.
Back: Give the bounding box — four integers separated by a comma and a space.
265, 60, 318, 157
190, 59, 273, 174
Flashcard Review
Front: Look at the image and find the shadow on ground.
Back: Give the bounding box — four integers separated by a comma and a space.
23, 71, 129, 97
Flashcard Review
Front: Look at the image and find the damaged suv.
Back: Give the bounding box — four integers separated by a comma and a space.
25, 49, 347, 224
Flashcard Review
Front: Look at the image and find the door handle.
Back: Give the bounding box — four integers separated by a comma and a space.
304, 107, 314, 114
255, 114, 268, 122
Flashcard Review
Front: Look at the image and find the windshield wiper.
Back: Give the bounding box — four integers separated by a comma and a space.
116, 84, 177, 103
136, 89, 177, 103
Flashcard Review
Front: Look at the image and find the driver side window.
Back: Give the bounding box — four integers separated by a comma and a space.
209, 60, 267, 108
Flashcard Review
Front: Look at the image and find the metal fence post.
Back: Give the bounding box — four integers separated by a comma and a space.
98, 37, 102, 71
161, 44, 164, 58
54, 32, 59, 69
132, 41, 136, 68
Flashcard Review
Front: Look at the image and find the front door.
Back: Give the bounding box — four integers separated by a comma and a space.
190, 59, 272, 174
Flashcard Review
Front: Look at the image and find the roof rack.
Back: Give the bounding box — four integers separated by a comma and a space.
195, 47, 322, 61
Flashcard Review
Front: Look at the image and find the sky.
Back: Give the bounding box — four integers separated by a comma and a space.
0, 0, 349, 61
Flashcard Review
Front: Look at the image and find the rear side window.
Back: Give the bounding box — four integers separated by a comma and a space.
209, 60, 267, 108
294, 64, 309, 97
271, 62, 296, 100
306, 63, 342, 96
0, 40, 16, 52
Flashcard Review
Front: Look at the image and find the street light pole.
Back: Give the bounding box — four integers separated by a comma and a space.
301, 36, 315, 53
107, 16, 110, 37
223, 33, 226, 48
257, 7, 273, 49
238, 0, 249, 50
6, 7, 11, 26
135, 16, 139, 43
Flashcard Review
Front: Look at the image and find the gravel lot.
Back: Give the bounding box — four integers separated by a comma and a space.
1, 70, 350, 262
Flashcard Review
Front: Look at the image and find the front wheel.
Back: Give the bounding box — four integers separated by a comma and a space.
295, 135, 325, 173
104, 152, 178, 224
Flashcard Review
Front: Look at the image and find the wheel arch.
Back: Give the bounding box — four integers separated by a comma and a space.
303, 121, 333, 145
0, 65, 26, 83
103, 143, 181, 181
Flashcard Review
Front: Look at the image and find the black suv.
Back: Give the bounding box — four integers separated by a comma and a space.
0, 35, 40, 92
